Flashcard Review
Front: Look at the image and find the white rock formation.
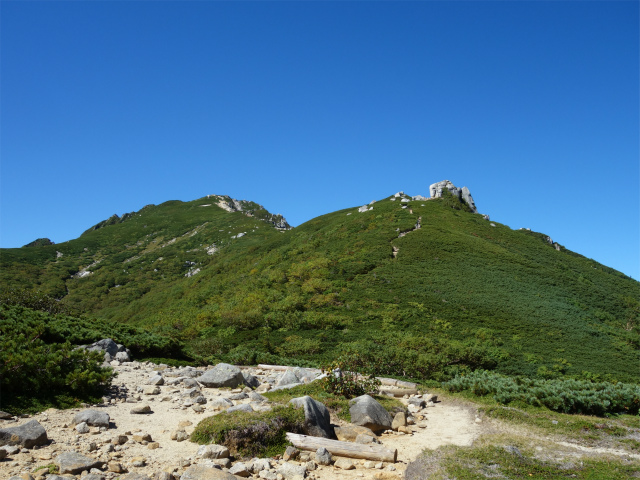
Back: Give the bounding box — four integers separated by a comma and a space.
429, 180, 478, 213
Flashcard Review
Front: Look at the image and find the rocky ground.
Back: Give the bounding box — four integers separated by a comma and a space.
0, 359, 484, 480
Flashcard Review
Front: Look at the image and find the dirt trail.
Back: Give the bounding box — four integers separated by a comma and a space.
0, 362, 485, 480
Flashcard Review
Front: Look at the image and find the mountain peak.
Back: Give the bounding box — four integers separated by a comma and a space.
429, 180, 478, 213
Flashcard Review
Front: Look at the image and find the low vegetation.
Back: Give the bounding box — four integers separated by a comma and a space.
190, 405, 305, 457
443, 370, 640, 416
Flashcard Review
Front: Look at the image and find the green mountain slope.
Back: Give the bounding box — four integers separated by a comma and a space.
1, 190, 638, 382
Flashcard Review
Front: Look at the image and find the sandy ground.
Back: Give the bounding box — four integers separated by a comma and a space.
0, 362, 485, 479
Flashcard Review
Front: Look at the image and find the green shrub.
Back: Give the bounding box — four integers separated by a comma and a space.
321, 354, 381, 398
443, 370, 640, 416
190, 404, 305, 458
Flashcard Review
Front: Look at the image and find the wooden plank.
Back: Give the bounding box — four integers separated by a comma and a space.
285, 433, 397, 463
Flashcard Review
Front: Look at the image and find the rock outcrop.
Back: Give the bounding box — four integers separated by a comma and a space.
429, 180, 477, 213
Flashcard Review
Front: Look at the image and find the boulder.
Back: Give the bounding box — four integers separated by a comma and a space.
199, 363, 244, 388
73, 410, 110, 427
56, 451, 103, 474
242, 372, 260, 389
87, 338, 119, 357
0, 411, 12, 420
276, 369, 300, 387
349, 395, 393, 433
391, 412, 407, 431
289, 396, 334, 439
147, 374, 164, 386
181, 465, 237, 480
0, 419, 48, 448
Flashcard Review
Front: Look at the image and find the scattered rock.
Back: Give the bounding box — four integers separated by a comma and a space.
73, 410, 110, 427
198, 363, 245, 388
349, 395, 393, 433
276, 462, 307, 479
130, 405, 152, 414
181, 465, 238, 479
392, 412, 407, 431
334, 457, 355, 470
289, 396, 334, 439
315, 447, 332, 466
334, 425, 376, 442
56, 451, 103, 474
229, 462, 251, 477
283, 445, 300, 461
0, 420, 48, 448
197, 444, 230, 459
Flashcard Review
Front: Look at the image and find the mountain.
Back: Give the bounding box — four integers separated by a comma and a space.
1, 183, 638, 382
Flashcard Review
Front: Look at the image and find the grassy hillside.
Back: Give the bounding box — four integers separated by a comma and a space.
1, 191, 638, 383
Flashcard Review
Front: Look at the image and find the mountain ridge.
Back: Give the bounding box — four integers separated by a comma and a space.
1, 181, 638, 383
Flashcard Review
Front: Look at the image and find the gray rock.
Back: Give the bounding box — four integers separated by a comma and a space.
209, 398, 234, 410
349, 395, 393, 433
199, 363, 244, 388
228, 392, 248, 401
229, 462, 251, 477
88, 338, 119, 357
0, 448, 6, 460
0, 411, 12, 420
227, 404, 253, 414
276, 369, 300, 387
242, 372, 260, 389
391, 412, 407, 431
276, 462, 307, 479
408, 397, 425, 408
120, 474, 153, 480
315, 447, 332, 466
0, 419, 48, 448
289, 396, 334, 439
148, 374, 164, 385
2, 444, 20, 455
429, 180, 478, 213
248, 391, 268, 403
334, 458, 355, 470
76, 421, 90, 434
73, 410, 110, 427
197, 444, 230, 459
56, 451, 103, 474
292, 367, 316, 383
270, 382, 303, 391
183, 378, 200, 388
115, 351, 131, 362
130, 405, 152, 414
80, 474, 106, 480
250, 458, 271, 473
180, 465, 238, 480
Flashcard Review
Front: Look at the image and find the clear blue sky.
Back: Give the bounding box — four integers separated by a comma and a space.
1, 1, 638, 280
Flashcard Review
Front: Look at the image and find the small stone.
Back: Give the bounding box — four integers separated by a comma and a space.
147, 442, 160, 449
315, 447, 332, 466
229, 462, 251, 477
130, 456, 146, 467
76, 422, 90, 434
130, 405, 152, 414
108, 461, 126, 473
112, 435, 128, 445
283, 446, 299, 461
334, 458, 355, 470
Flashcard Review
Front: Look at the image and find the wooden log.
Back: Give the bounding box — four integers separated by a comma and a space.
257, 364, 290, 371
285, 433, 397, 463
379, 387, 419, 397
377, 377, 418, 389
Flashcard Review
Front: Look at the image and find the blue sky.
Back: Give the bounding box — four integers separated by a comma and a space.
1, 1, 638, 280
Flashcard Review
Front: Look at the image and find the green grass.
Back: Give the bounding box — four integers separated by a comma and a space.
190, 404, 305, 458
406, 443, 640, 480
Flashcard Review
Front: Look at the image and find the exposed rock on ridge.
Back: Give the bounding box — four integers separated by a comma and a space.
429, 180, 477, 213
